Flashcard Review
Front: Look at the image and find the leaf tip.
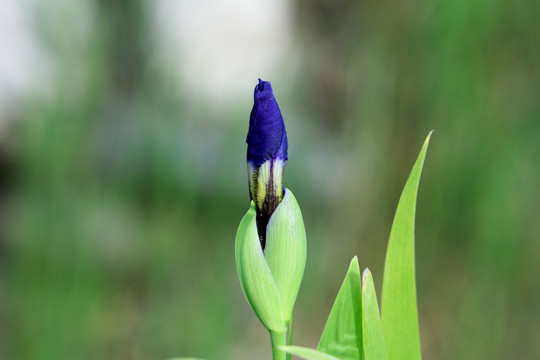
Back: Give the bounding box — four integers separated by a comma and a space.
425, 130, 435, 145
349, 256, 361, 275
362, 268, 371, 290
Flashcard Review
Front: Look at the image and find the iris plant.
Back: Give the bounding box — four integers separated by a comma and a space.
176, 79, 433, 360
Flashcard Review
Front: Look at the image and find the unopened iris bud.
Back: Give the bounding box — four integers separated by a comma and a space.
246, 79, 288, 249
236, 79, 307, 335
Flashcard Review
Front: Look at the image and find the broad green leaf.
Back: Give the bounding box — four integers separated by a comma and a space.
362, 269, 387, 360
381, 132, 433, 360
265, 188, 307, 323
318, 257, 363, 360
281, 346, 341, 360
165, 358, 206, 360
235, 202, 286, 332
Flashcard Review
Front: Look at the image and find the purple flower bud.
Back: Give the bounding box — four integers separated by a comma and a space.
246, 79, 288, 249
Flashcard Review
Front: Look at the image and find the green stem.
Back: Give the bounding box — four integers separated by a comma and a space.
270, 330, 287, 360
286, 319, 293, 360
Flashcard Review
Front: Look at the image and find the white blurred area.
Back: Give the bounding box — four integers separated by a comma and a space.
0, 0, 298, 123
0, 0, 51, 130
155, 0, 298, 107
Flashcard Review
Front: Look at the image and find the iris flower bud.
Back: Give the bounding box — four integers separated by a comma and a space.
247, 79, 288, 249
236, 79, 307, 336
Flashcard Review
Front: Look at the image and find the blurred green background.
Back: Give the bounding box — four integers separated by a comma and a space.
1, 0, 539, 359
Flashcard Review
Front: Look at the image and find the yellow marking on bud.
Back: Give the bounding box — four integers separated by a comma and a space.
257, 161, 271, 210
271, 159, 285, 203
248, 159, 286, 213
248, 163, 257, 202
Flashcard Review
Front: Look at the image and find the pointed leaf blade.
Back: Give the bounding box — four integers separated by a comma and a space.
381, 132, 433, 360
318, 257, 363, 360
362, 269, 387, 360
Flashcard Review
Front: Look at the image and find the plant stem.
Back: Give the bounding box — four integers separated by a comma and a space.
270, 330, 287, 360
286, 319, 293, 360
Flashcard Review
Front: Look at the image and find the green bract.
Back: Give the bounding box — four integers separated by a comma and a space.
235, 188, 307, 332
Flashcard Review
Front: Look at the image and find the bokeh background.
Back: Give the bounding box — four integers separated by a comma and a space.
1, 0, 539, 359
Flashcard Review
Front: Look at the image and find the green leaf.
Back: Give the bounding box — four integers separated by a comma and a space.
318, 257, 363, 360
381, 131, 433, 360
362, 269, 387, 360
265, 188, 307, 323
280, 346, 341, 360
235, 202, 286, 332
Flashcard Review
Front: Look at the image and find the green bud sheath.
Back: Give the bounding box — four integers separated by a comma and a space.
236, 202, 286, 332
264, 188, 307, 324
235, 188, 307, 331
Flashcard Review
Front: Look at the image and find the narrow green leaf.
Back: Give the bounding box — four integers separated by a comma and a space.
318, 257, 363, 360
281, 346, 341, 360
235, 202, 286, 332
265, 188, 307, 324
362, 269, 387, 360
381, 132, 433, 360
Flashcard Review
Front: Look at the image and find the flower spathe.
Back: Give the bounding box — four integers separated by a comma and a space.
235, 189, 306, 330
246, 79, 288, 249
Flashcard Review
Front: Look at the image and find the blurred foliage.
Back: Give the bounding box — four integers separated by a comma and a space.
1, 0, 539, 359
